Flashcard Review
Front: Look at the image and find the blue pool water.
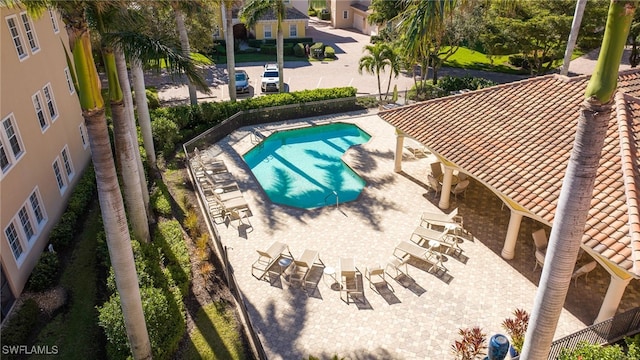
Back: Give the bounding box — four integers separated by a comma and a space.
243, 123, 371, 209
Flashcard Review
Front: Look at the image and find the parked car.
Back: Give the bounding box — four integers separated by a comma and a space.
235, 70, 250, 93
261, 63, 279, 92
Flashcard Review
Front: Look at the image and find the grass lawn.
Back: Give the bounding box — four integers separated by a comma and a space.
182, 302, 246, 360
33, 202, 105, 360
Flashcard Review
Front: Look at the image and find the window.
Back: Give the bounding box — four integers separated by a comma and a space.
343, 10, 349, 19
20, 12, 39, 54
52, 158, 66, 193
29, 190, 46, 225
64, 67, 75, 94
79, 123, 88, 149
32, 92, 48, 131
1, 115, 25, 172
264, 25, 272, 39
289, 24, 297, 38
6, 16, 27, 60
5, 223, 23, 260
18, 206, 34, 241
61, 146, 74, 180
48, 9, 59, 33
42, 84, 58, 121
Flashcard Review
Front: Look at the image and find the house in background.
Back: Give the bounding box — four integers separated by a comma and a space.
328, 0, 375, 35
215, 0, 309, 42
1, 6, 91, 321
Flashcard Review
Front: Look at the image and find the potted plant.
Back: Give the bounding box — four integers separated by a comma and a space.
451, 327, 487, 360
501, 308, 530, 359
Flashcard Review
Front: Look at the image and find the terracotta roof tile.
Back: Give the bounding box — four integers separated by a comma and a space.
380, 70, 640, 276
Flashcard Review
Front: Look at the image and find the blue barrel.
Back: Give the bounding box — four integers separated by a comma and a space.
486, 334, 510, 360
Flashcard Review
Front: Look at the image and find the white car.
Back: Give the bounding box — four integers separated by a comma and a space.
261, 63, 279, 92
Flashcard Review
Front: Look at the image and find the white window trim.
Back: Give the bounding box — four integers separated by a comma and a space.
79, 123, 89, 149
20, 12, 39, 55
64, 67, 75, 94
61, 145, 75, 181
17, 206, 35, 243
32, 92, 50, 132
6, 15, 28, 61
48, 9, 59, 34
264, 24, 272, 39
52, 156, 67, 194
0, 113, 25, 178
343, 10, 349, 19
29, 187, 47, 230
43, 83, 59, 122
5, 222, 25, 265
289, 24, 297, 38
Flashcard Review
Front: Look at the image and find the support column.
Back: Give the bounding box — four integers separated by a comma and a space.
501, 211, 522, 260
594, 275, 631, 323
394, 129, 404, 173
438, 167, 454, 209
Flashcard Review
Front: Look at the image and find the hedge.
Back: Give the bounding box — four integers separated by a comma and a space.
154, 219, 192, 296
324, 46, 335, 58
1, 299, 39, 347
26, 251, 60, 292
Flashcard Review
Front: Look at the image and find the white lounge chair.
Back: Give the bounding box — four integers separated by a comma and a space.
339, 257, 363, 304
289, 249, 324, 292
411, 226, 461, 255
365, 264, 393, 293
251, 241, 293, 280
393, 240, 444, 273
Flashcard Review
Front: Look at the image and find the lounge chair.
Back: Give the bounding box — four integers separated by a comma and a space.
386, 256, 409, 277
420, 208, 463, 228
393, 240, 444, 273
411, 226, 462, 255
365, 264, 393, 293
289, 249, 325, 292
251, 241, 293, 280
339, 257, 363, 304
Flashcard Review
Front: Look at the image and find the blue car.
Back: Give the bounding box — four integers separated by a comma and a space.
235, 70, 250, 93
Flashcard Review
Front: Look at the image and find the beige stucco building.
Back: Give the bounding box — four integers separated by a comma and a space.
1, 6, 90, 321
329, 0, 375, 35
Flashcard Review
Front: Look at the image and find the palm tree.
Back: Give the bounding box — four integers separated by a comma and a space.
521, 2, 636, 359
171, 1, 199, 105
241, 0, 287, 92
222, 0, 238, 101
560, 0, 587, 76
358, 43, 398, 101
12, 1, 152, 358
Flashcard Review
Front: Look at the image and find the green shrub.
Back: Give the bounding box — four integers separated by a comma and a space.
215, 44, 226, 55
558, 341, 633, 360
294, 42, 306, 57
508, 54, 530, 70
308, 7, 317, 16
49, 216, 74, 249
155, 220, 191, 295
324, 46, 335, 58
284, 37, 312, 44
151, 114, 180, 157
437, 76, 497, 92
355, 96, 379, 108
310, 42, 324, 52
1, 299, 39, 346
319, 9, 330, 20
183, 210, 199, 238
145, 88, 160, 110
27, 251, 60, 292
99, 286, 185, 360
150, 184, 172, 217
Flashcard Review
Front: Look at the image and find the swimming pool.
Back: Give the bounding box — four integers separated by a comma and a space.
243, 123, 371, 209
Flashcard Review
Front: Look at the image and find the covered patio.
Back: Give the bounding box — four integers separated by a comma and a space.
380, 70, 640, 324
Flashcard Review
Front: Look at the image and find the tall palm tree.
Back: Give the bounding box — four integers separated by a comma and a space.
222, 0, 237, 101
358, 43, 398, 101
12, 1, 152, 358
241, 0, 286, 92
171, 1, 199, 105
521, 2, 636, 359
560, 0, 587, 76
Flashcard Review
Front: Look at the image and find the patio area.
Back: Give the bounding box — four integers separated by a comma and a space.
198, 111, 640, 359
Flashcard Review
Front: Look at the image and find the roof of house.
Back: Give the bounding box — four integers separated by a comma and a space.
379, 70, 640, 277
258, 7, 309, 21
350, 3, 372, 13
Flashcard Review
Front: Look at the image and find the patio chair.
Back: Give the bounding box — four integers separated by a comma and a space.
532, 229, 548, 271
427, 174, 442, 198
420, 208, 464, 229
430, 162, 443, 178
457, 172, 468, 181
572, 261, 597, 286
289, 249, 325, 292
251, 241, 293, 280
393, 240, 445, 273
411, 226, 462, 255
451, 179, 470, 200
339, 257, 363, 304
365, 265, 393, 293
386, 256, 409, 277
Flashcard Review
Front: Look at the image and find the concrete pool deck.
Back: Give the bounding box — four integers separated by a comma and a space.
200, 110, 640, 359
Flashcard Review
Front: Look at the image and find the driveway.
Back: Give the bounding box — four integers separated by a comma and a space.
155, 19, 527, 104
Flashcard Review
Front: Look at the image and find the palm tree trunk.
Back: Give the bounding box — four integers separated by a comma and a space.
104, 49, 150, 243
277, 20, 285, 93
67, 21, 151, 358
131, 60, 157, 170
173, 6, 198, 105
376, 69, 383, 101
521, 2, 635, 358
224, 1, 237, 102
115, 49, 150, 218
560, 0, 587, 76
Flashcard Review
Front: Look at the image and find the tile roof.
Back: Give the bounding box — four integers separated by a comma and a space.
256, 7, 309, 21
379, 70, 640, 277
